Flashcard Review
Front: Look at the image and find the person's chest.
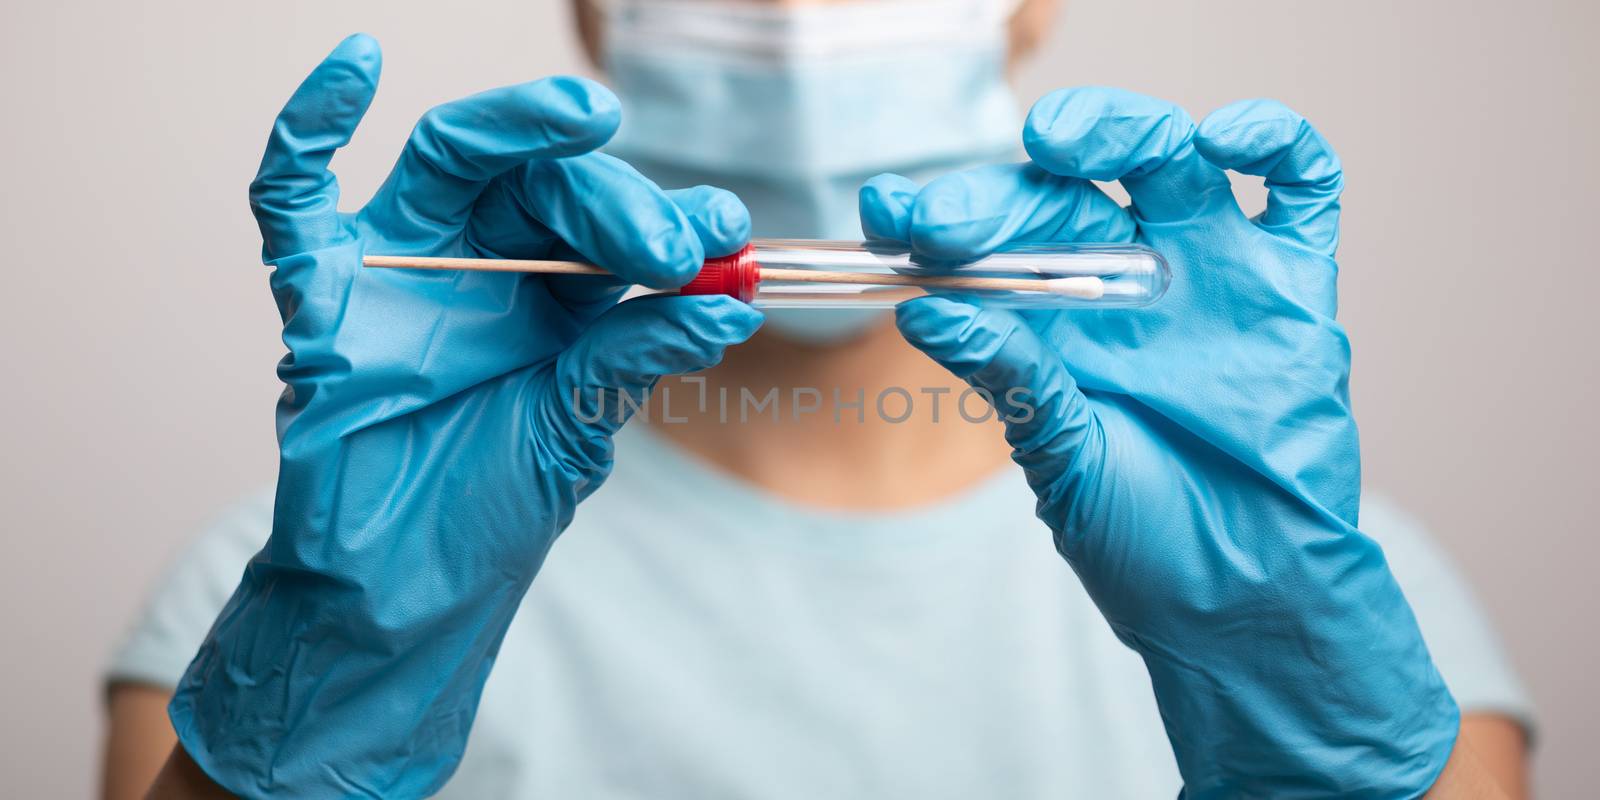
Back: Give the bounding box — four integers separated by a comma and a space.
442, 489, 1183, 799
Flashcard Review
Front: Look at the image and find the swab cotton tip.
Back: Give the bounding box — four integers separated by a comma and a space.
1045, 277, 1105, 299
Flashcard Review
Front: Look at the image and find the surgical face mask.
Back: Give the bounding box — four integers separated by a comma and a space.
597, 0, 1022, 345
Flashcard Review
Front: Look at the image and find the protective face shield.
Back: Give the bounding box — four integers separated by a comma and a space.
596, 0, 1023, 344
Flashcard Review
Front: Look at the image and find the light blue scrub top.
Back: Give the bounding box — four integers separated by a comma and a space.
109, 425, 1533, 798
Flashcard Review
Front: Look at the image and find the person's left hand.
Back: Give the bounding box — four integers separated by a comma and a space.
860, 87, 1459, 797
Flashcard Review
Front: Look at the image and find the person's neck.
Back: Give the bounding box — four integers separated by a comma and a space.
644, 318, 1015, 511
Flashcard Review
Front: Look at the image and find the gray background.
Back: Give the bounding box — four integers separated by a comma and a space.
1, 0, 1593, 795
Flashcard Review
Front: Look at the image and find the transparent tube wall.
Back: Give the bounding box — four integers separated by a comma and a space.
745, 239, 1169, 309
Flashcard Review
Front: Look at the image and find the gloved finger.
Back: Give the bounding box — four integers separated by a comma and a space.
467, 180, 744, 259
1023, 87, 1235, 224
906, 163, 1136, 262
541, 185, 751, 322
860, 173, 921, 244
361, 76, 622, 249
665, 185, 752, 258
479, 152, 705, 289
895, 296, 1101, 520
541, 295, 763, 480
1195, 99, 1343, 257
250, 34, 382, 260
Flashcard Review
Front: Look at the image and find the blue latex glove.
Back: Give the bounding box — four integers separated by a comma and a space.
863, 88, 1459, 797
169, 35, 762, 797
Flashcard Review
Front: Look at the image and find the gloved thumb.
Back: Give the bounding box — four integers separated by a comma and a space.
895, 297, 1102, 524
538, 294, 762, 493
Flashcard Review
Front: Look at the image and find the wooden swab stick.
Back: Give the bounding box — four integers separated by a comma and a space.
364, 255, 612, 275
361, 255, 1105, 299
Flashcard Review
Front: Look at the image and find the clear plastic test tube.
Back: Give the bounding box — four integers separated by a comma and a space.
362, 239, 1171, 309
674, 239, 1169, 309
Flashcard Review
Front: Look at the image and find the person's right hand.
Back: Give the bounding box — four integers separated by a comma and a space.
168, 34, 761, 798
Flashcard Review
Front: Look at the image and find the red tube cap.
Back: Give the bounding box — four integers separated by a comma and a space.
679, 244, 759, 303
